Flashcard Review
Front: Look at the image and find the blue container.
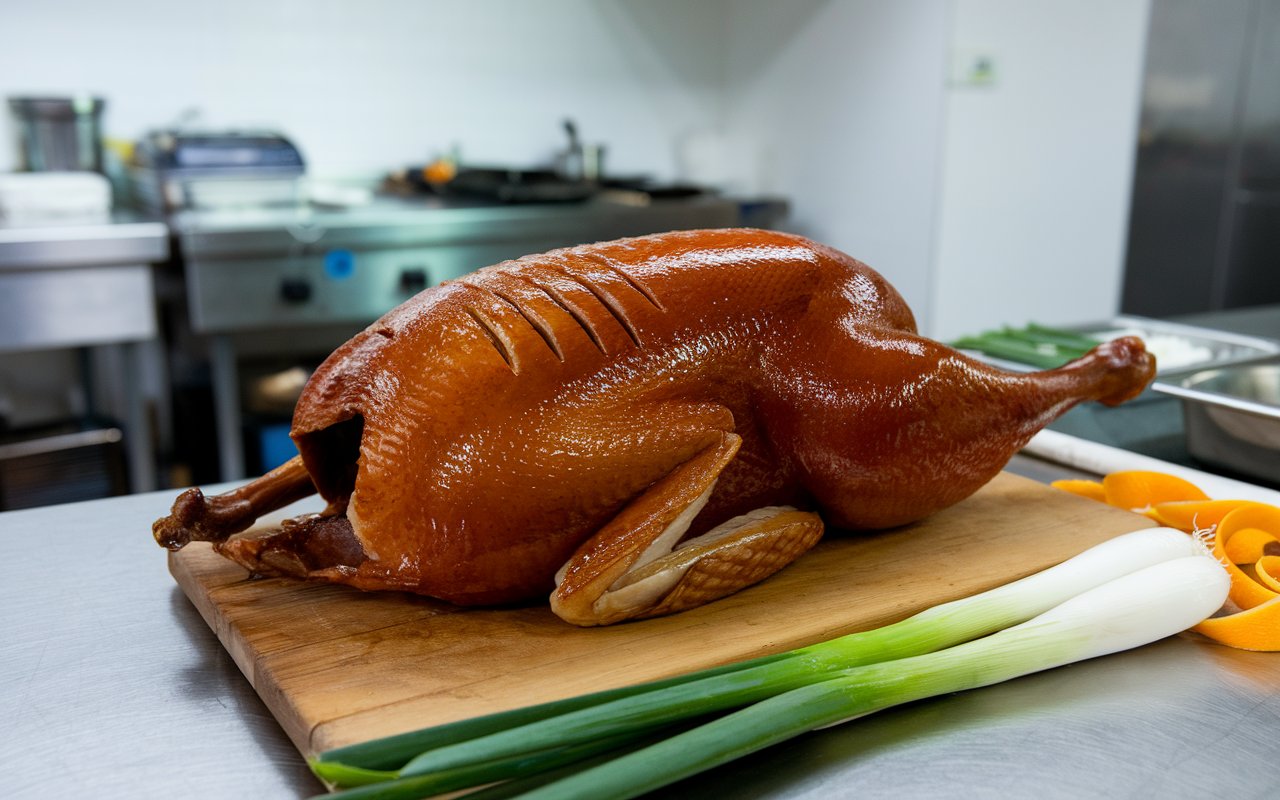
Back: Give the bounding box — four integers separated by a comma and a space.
259, 423, 298, 472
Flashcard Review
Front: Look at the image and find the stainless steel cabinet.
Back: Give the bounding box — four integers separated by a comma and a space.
0, 215, 169, 498
1123, 0, 1280, 316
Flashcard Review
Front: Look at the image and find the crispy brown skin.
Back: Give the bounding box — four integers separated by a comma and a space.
156, 228, 1155, 606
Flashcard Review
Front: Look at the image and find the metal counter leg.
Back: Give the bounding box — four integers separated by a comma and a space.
122, 341, 157, 492
210, 334, 246, 482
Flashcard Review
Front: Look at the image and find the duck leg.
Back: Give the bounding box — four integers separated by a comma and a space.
153, 455, 318, 550
212, 513, 368, 580
551, 431, 824, 626
766, 333, 1156, 531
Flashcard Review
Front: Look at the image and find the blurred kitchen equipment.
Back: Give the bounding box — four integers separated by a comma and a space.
677, 130, 731, 191
1123, 0, 1280, 315
1153, 363, 1280, 484
0, 172, 112, 221
0, 423, 126, 510
1075, 317, 1280, 375
392, 165, 597, 204
559, 118, 584, 181
7, 96, 105, 172
243, 364, 312, 472
171, 195, 749, 480
245, 365, 310, 416
582, 144, 605, 183
450, 168, 596, 203
558, 119, 605, 183
129, 130, 305, 212
957, 316, 1280, 378
0, 211, 168, 494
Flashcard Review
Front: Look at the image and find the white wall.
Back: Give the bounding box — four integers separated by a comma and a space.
0, 0, 729, 182
717, 0, 1150, 339
722, 0, 950, 320
929, 0, 1151, 339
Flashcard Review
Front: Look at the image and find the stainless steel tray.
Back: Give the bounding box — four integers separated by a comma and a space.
1079, 315, 1280, 376
1152, 363, 1280, 484
961, 315, 1280, 378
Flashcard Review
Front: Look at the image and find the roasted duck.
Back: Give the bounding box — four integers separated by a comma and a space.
155, 229, 1155, 625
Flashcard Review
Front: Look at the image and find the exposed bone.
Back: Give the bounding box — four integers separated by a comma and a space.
215, 513, 367, 577
152, 455, 317, 550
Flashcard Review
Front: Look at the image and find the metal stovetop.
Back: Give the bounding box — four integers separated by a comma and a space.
169, 193, 755, 259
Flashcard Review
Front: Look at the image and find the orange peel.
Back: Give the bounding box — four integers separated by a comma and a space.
1255, 556, 1280, 594
1052, 467, 1280, 651
1210, 506, 1280, 613
1147, 499, 1263, 532
1101, 470, 1209, 512
1192, 595, 1280, 652
1221, 526, 1279, 566
1182, 496, 1279, 650
1049, 479, 1106, 502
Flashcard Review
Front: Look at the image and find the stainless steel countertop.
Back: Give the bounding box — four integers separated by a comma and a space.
169, 194, 757, 259
3, 456, 1277, 800
1, 488, 318, 798
0, 211, 169, 270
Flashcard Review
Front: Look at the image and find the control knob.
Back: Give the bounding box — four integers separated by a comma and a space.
280, 277, 312, 303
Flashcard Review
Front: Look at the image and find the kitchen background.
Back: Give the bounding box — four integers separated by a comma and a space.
1, 0, 1276, 507
2, 0, 1150, 334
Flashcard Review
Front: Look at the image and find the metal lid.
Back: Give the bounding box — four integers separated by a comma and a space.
7, 96, 105, 119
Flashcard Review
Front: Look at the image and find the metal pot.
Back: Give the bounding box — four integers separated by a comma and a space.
7, 96, 105, 172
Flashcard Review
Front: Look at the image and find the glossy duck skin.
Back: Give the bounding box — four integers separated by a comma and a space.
154, 229, 1155, 625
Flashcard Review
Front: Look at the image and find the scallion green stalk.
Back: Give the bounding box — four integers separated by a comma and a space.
392, 529, 1197, 779
951, 334, 1081, 369
513, 554, 1229, 800
311, 652, 793, 774
1021, 323, 1103, 351
318, 729, 660, 800
312, 527, 1197, 792
951, 322, 1103, 370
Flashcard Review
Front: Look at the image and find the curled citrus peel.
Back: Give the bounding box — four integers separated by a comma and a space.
1102, 471, 1209, 513
1145, 499, 1265, 532
1052, 470, 1280, 652
1049, 479, 1107, 503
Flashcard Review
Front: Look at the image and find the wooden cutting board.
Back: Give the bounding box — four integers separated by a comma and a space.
169, 471, 1152, 759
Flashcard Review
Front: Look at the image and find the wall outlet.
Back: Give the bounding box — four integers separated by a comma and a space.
950, 49, 998, 87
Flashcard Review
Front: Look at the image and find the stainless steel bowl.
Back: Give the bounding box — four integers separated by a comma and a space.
1153, 363, 1280, 482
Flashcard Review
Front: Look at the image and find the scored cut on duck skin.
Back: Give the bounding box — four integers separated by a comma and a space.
154, 228, 1156, 626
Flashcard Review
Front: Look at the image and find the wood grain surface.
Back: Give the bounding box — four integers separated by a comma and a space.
169, 472, 1153, 758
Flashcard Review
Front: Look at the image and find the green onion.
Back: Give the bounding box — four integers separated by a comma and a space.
950, 322, 1102, 370
313, 653, 794, 772
389, 530, 1197, 779
514, 554, 1229, 800
1022, 322, 1103, 351
951, 334, 1084, 369
319, 730, 661, 800
311, 527, 1200, 795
